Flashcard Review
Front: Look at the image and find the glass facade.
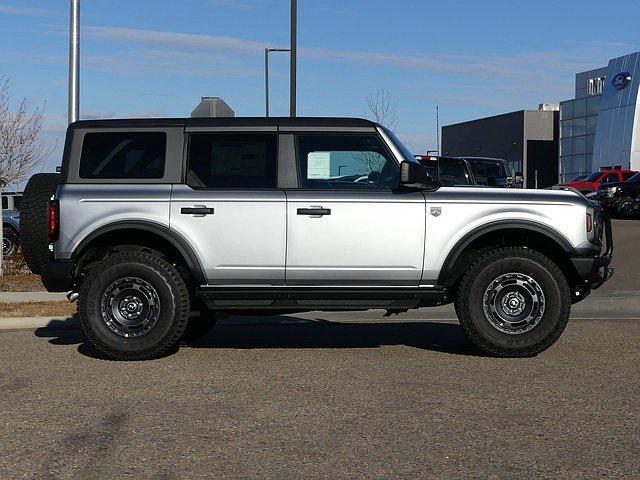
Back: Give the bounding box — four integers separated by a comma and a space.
559, 95, 600, 182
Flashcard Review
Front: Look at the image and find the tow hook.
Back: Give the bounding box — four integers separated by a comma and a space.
67, 292, 79, 303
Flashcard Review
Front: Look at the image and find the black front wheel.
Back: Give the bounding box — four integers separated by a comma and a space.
78, 251, 190, 360
617, 198, 637, 219
455, 247, 570, 357
2, 228, 19, 257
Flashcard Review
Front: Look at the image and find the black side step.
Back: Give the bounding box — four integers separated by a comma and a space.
197, 287, 448, 311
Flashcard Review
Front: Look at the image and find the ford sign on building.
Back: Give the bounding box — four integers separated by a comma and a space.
442, 50, 640, 187
591, 52, 640, 173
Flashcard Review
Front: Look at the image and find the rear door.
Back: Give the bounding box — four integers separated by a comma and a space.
285, 132, 426, 286
170, 130, 286, 286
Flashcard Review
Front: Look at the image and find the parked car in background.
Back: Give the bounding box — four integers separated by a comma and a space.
597, 172, 640, 218
2, 192, 22, 257
558, 167, 637, 194
415, 155, 474, 186
459, 157, 512, 187
415, 155, 515, 187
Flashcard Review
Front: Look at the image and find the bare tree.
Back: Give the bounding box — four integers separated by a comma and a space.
365, 88, 397, 132
0, 75, 52, 188
356, 89, 398, 176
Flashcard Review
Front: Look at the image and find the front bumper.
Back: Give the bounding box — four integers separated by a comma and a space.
570, 213, 614, 290
40, 261, 75, 292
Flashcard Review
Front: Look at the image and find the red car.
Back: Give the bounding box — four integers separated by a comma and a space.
560, 168, 637, 194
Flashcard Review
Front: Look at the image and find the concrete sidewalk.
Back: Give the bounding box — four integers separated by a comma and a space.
0, 292, 69, 303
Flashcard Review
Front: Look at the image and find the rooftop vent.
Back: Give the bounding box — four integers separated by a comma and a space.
191, 97, 235, 118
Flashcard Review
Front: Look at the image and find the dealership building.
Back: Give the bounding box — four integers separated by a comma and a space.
442, 50, 640, 188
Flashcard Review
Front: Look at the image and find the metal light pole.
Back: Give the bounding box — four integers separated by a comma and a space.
265, 48, 290, 117
68, 0, 80, 124
290, 0, 297, 117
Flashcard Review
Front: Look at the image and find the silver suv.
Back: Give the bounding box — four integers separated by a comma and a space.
21, 117, 613, 360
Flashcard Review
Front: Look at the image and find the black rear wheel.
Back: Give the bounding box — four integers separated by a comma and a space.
455, 247, 570, 357
79, 251, 190, 360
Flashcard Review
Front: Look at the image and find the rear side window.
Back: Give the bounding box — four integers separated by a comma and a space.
1, 197, 7, 210
187, 133, 277, 189
79, 132, 166, 179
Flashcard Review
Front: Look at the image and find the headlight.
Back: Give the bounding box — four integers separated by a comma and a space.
610, 186, 619, 194
587, 206, 603, 245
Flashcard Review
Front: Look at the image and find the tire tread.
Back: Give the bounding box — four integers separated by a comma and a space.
455, 246, 570, 357
78, 250, 190, 361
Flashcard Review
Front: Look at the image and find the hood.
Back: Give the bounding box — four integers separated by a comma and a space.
434, 186, 590, 207
599, 181, 625, 189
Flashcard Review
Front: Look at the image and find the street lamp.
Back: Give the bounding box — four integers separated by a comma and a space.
69, 0, 80, 124
290, 0, 297, 117
264, 48, 290, 117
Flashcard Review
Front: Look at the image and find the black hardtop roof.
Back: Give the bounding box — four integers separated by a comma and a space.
70, 117, 378, 129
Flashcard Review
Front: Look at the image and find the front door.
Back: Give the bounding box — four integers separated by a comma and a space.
285, 133, 426, 286
171, 132, 286, 286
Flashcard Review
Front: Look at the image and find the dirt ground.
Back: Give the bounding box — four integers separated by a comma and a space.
0, 275, 46, 292
0, 302, 75, 318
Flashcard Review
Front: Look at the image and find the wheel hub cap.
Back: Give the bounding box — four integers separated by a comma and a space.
483, 272, 545, 335
100, 277, 161, 338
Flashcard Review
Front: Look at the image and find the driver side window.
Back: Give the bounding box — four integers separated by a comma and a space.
296, 134, 399, 189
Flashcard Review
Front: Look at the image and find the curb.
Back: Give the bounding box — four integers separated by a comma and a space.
0, 317, 78, 331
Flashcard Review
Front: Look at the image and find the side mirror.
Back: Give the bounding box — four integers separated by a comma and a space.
400, 161, 441, 191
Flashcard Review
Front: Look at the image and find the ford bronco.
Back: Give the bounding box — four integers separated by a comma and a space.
20, 117, 613, 360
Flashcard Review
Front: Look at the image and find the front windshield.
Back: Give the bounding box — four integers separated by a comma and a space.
584, 172, 602, 182
380, 127, 418, 163
627, 173, 640, 182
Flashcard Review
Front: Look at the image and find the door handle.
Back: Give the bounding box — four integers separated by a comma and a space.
181, 206, 214, 216
297, 207, 331, 216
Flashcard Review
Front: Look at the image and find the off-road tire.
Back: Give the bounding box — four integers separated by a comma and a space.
2, 227, 19, 257
78, 251, 190, 361
181, 312, 228, 346
20, 173, 61, 274
617, 197, 636, 219
455, 247, 570, 357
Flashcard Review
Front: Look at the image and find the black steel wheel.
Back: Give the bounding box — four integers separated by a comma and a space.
618, 198, 636, 219
2, 227, 19, 257
79, 251, 190, 360
455, 247, 570, 357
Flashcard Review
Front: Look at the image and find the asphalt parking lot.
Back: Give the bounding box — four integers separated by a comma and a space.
1, 220, 638, 479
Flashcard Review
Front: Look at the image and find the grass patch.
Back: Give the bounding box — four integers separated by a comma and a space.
0, 274, 46, 292
0, 302, 76, 318
2, 250, 30, 276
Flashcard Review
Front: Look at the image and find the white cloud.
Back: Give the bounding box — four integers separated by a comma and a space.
0, 4, 57, 16
84, 26, 268, 54
80, 25, 605, 85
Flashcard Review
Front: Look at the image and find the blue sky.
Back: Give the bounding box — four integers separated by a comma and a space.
1, 0, 640, 176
